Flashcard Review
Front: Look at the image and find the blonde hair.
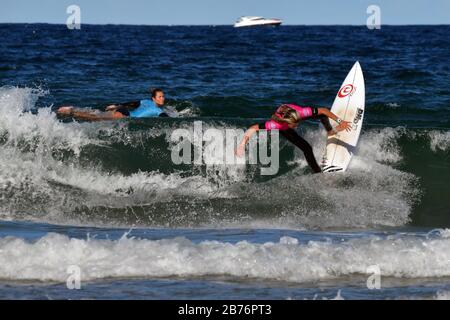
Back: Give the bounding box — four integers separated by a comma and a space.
271, 105, 299, 125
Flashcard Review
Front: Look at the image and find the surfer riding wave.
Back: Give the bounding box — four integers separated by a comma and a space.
56, 88, 169, 121
235, 104, 352, 173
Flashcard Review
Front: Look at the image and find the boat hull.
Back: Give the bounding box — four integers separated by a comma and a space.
234, 20, 282, 28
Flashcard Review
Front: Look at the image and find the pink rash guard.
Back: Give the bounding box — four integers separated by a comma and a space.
264, 104, 314, 131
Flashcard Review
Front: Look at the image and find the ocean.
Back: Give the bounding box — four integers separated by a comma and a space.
0, 24, 449, 300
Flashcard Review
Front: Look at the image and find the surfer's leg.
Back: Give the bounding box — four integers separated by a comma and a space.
56, 106, 74, 115
110, 111, 127, 119
280, 129, 322, 173
57, 106, 126, 121
115, 106, 130, 117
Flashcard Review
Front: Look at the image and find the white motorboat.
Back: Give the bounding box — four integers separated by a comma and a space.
234, 16, 282, 28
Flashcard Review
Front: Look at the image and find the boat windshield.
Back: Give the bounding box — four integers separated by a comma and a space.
237, 16, 264, 22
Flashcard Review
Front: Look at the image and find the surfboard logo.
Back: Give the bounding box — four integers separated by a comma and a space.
338, 84, 355, 98
352, 108, 364, 130
353, 108, 363, 124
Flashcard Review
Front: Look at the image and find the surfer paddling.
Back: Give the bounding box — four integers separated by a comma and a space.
235, 104, 351, 173
56, 88, 169, 121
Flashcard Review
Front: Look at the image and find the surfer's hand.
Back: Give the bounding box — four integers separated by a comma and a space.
336, 120, 352, 132
235, 145, 245, 157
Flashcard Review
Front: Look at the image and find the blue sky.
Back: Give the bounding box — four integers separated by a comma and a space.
1, 0, 449, 25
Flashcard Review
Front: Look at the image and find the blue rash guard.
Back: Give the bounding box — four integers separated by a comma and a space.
129, 100, 164, 118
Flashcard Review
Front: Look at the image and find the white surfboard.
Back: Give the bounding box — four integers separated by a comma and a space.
321, 61, 365, 173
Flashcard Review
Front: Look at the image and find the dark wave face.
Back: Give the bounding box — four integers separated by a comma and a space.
0, 25, 449, 229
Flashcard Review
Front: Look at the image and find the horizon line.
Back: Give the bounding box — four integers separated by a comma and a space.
1, 22, 449, 27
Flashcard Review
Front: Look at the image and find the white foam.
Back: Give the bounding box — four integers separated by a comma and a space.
0, 87, 423, 229
166, 121, 250, 185
355, 127, 404, 164
165, 100, 200, 117
60, 168, 211, 196
428, 130, 450, 152
0, 86, 100, 156
0, 140, 225, 224
309, 290, 344, 300
266, 126, 418, 229
386, 103, 400, 108
435, 291, 450, 300
0, 87, 229, 224
288, 126, 405, 167
1, 231, 449, 283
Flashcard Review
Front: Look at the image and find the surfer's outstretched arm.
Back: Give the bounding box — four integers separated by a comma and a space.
235, 124, 260, 157
317, 108, 352, 132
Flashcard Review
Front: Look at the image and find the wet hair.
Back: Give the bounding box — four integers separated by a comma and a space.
150, 88, 164, 98
271, 105, 299, 125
